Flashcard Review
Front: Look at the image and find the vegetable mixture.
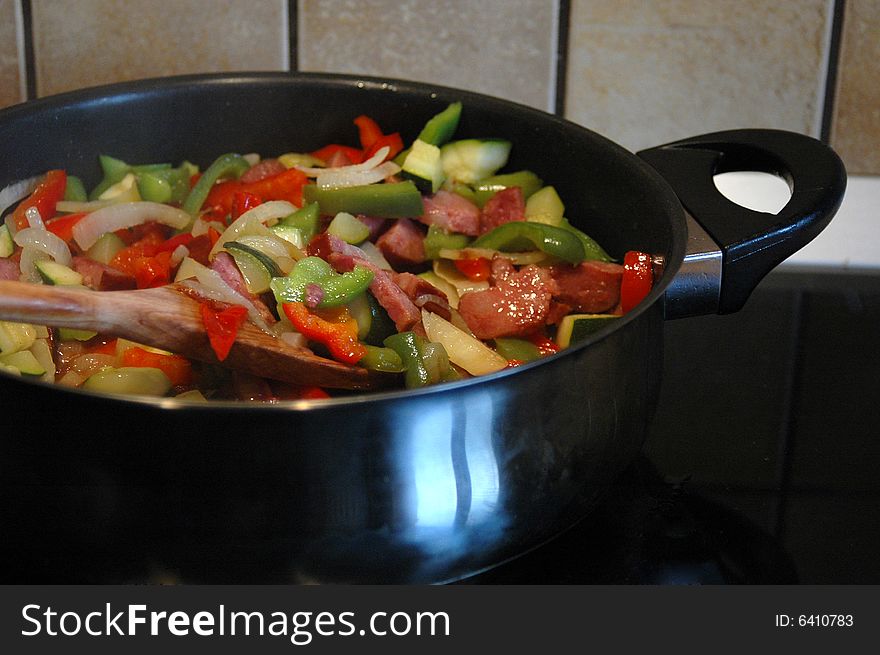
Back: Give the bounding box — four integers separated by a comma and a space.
0, 102, 654, 400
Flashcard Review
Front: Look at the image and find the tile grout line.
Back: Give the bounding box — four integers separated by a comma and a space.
553, 0, 571, 116
19, 0, 36, 100
288, 0, 299, 72
819, 0, 846, 144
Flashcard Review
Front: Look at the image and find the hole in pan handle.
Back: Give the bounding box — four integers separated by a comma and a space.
638, 129, 847, 316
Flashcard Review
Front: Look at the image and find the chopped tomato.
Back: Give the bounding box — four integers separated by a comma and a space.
453, 257, 492, 281
45, 212, 87, 243
200, 303, 249, 362
282, 302, 366, 365
11, 169, 67, 230
620, 250, 653, 313
121, 346, 193, 387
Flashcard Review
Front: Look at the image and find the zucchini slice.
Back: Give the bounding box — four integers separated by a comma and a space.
555, 314, 619, 348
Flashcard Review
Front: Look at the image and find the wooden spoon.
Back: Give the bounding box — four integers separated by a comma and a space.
0, 280, 386, 391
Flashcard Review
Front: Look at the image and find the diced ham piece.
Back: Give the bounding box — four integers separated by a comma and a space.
0, 258, 20, 281
356, 215, 388, 241
458, 257, 556, 339
71, 256, 137, 290
393, 272, 452, 321
210, 252, 275, 324
548, 260, 624, 316
376, 218, 425, 268
239, 158, 287, 184
479, 187, 525, 235
419, 190, 481, 236
308, 233, 421, 332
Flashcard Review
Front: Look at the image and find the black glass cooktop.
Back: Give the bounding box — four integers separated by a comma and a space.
472, 268, 880, 584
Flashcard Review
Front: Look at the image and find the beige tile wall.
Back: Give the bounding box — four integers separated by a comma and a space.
831, 0, 880, 175
0, 0, 876, 175
30, 0, 288, 97
0, 0, 23, 107
565, 0, 833, 151
298, 0, 559, 112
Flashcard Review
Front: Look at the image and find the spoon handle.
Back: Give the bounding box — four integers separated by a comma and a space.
0, 280, 380, 390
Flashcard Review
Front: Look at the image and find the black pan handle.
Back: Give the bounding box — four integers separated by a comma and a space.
638, 129, 846, 316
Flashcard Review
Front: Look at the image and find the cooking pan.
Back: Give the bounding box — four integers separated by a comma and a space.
0, 73, 845, 583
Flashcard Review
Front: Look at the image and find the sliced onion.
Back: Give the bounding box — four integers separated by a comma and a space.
25, 206, 45, 229
209, 200, 297, 258
14, 226, 73, 281
72, 201, 191, 250
357, 240, 393, 270
71, 353, 117, 376
0, 175, 41, 221
279, 331, 308, 349
57, 370, 85, 387
297, 146, 390, 177
190, 216, 226, 237
421, 310, 507, 376
316, 160, 401, 189
170, 244, 189, 267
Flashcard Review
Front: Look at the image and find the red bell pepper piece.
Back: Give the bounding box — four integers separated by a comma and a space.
310, 144, 365, 165
364, 132, 404, 162
354, 115, 384, 150
109, 229, 173, 288
354, 115, 404, 161
620, 250, 654, 313
45, 212, 87, 243
231, 191, 263, 219
132, 250, 173, 289
200, 303, 249, 362
204, 169, 307, 219
12, 169, 67, 230
156, 232, 195, 253
121, 346, 193, 387
282, 301, 366, 365
453, 256, 492, 281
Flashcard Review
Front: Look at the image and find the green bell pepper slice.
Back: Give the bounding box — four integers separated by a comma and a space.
471, 221, 585, 264
270, 256, 374, 309
303, 181, 424, 218
493, 337, 542, 363
358, 345, 406, 373
281, 202, 321, 241
423, 224, 472, 260
473, 170, 543, 207
182, 153, 250, 216
417, 101, 462, 146
383, 331, 452, 389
